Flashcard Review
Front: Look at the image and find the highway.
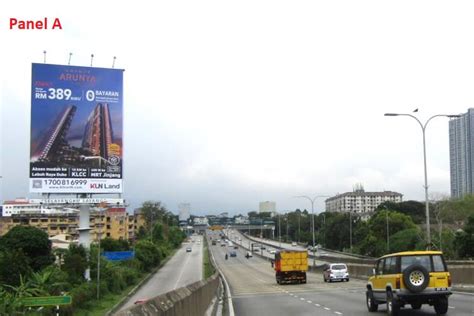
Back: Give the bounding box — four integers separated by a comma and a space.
208, 231, 474, 316
228, 229, 359, 260
118, 235, 203, 312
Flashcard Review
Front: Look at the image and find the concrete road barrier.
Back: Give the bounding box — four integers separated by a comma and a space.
115, 272, 220, 316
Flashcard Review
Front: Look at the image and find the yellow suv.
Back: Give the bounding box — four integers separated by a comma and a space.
366, 251, 452, 316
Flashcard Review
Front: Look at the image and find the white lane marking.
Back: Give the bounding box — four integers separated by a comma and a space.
294, 295, 298, 298
334, 312, 342, 315
300, 298, 305, 301
173, 247, 193, 289
315, 303, 321, 307
307, 300, 312, 304
324, 307, 331, 311
448, 306, 455, 309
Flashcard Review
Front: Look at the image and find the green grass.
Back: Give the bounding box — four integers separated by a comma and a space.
203, 237, 215, 279
74, 282, 139, 316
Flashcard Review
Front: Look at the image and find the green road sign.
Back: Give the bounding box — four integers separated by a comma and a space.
21, 296, 72, 306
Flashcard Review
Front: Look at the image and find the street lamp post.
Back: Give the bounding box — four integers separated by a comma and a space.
298, 212, 301, 243
349, 209, 353, 253
385, 112, 460, 248
278, 214, 282, 248
295, 195, 330, 267
386, 210, 390, 252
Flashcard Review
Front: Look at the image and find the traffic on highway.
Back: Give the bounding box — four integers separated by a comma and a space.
207, 230, 473, 316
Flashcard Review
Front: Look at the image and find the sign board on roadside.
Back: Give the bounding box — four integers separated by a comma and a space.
21, 296, 72, 306
103, 251, 135, 261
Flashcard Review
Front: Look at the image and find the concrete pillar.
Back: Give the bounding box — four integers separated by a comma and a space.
78, 204, 92, 280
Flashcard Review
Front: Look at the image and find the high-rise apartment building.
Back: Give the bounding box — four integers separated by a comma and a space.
259, 201, 276, 213
449, 108, 474, 198
325, 188, 402, 219
31, 105, 76, 162
82, 103, 114, 160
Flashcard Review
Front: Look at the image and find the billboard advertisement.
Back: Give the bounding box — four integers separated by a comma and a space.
30, 63, 123, 193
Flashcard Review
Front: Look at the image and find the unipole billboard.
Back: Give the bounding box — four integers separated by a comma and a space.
29, 63, 123, 194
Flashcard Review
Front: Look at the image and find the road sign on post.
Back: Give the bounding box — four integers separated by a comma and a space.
21, 296, 72, 306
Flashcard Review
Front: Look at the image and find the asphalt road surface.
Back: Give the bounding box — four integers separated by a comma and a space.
227, 229, 358, 259
118, 235, 203, 312
209, 232, 473, 316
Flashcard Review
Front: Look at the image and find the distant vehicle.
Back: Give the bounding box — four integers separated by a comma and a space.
211, 240, 217, 245
220, 242, 226, 247
134, 298, 148, 305
269, 249, 276, 254
323, 263, 349, 282
233, 245, 239, 249
274, 250, 308, 284
291, 242, 297, 247
318, 251, 328, 257
246, 251, 253, 258
253, 247, 260, 252
260, 245, 266, 250
186, 247, 192, 252
230, 251, 237, 257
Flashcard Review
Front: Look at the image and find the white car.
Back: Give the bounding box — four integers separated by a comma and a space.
323, 263, 349, 282
269, 249, 276, 254
291, 242, 297, 246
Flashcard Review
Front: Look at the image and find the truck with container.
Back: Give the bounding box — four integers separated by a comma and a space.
274, 250, 308, 284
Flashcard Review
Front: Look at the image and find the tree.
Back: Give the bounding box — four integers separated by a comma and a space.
454, 214, 474, 258
168, 226, 185, 248
376, 201, 425, 224
140, 201, 168, 232
151, 222, 165, 243
0, 226, 54, 272
0, 249, 31, 286
389, 228, 423, 253
101, 238, 130, 251
368, 210, 417, 242
28, 266, 68, 296
135, 240, 161, 271
63, 244, 88, 284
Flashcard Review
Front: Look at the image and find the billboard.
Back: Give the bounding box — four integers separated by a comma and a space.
30, 63, 123, 193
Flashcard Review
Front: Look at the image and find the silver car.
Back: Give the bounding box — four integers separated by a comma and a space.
323, 263, 349, 282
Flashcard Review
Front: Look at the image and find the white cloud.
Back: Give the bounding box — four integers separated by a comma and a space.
2, 1, 473, 213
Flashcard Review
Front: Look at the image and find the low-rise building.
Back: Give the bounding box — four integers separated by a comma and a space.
0, 206, 146, 242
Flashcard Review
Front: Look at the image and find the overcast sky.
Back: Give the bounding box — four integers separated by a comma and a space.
1, 1, 474, 215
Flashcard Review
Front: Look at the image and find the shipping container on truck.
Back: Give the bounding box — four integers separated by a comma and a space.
274, 250, 308, 284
